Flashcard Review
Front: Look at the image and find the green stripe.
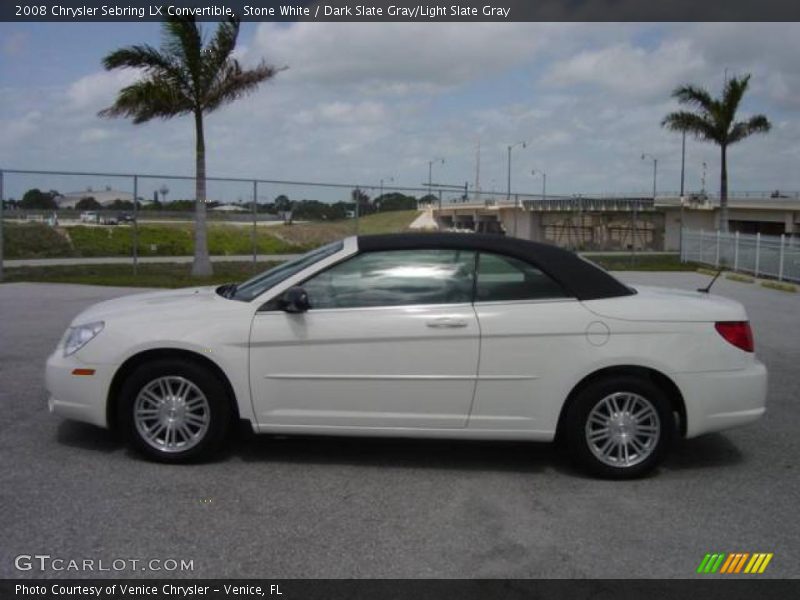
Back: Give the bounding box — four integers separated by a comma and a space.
704, 554, 719, 573
710, 554, 727, 573
697, 554, 712, 573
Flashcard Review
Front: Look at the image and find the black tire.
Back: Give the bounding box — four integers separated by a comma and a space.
117, 358, 232, 463
563, 375, 673, 479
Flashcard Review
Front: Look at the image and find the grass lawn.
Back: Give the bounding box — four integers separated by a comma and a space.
3, 261, 279, 288
269, 210, 420, 248
584, 253, 698, 271
2, 211, 420, 259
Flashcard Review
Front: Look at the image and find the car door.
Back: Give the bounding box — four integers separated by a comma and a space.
469, 251, 596, 433
249, 248, 480, 429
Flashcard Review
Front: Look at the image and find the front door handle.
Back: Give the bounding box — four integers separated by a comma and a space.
426, 317, 468, 329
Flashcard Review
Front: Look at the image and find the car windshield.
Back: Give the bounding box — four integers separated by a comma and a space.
227, 240, 344, 302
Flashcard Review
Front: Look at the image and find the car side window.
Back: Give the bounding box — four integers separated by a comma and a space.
303, 249, 476, 309
476, 252, 567, 302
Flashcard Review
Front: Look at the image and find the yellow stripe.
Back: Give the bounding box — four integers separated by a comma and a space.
734, 553, 749, 573
750, 554, 767, 573
758, 553, 774, 574
744, 554, 760, 573
720, 553, 736, 574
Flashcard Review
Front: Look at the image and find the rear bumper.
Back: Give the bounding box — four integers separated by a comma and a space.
45, 350, 112, 429
677, 360, 767, 438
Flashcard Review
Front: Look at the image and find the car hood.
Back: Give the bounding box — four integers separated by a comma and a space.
70, 286, 229, 324
581, 285, 747, 322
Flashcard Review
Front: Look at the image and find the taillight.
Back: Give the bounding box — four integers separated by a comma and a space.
715, 321, 754, 352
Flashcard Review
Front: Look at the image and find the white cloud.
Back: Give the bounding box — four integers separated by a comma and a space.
249, 22, 552, 94
544, 39, 706, 100
67, 68, 139, 112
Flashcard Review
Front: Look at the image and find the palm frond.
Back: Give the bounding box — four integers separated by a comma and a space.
162, 15, 203, 83
671, 84, 715, 114
721, 74, 751, 125
202, 16, 240, 76
661, 111, 720, 143
203, 60, 283, 112
98, 78, 193, 123
103, 45, 173, 72
728, 114, 772, 145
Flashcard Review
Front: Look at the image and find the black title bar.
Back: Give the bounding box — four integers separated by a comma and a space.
2, 1, 800, 22
2, 579, 800, 600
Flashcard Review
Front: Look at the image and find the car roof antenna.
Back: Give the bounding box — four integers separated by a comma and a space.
698, 267, 724, 294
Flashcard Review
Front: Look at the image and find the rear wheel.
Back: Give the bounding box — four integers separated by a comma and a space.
118, 359, 232, 463
564, 376, 673, 479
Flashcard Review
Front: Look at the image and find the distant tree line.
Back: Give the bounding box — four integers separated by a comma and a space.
9, 187, 424, 220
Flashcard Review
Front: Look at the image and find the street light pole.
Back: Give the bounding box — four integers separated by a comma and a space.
641, 153, 658, 199
532, 169, 546, 200
507, 141, 527, 203
428, 158, 444, 201
680, 130, 686, 197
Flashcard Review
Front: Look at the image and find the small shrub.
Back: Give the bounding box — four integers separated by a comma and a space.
3, 223, 74, 258
760, 280, 797, 293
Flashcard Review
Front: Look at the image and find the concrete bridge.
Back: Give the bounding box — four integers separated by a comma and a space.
432, 191, 800, 252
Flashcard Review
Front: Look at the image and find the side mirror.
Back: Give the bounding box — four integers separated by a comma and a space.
281, 286, 310, 313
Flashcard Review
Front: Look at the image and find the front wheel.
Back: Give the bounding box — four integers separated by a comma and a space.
563, 376, 673, 479
118, 359, 232, 463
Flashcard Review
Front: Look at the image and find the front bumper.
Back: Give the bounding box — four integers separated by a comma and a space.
677, 359, 768, 438
45, 350, 113, 429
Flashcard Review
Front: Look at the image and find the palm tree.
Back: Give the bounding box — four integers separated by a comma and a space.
662, 74, 770, 232
99, 15, 282, 275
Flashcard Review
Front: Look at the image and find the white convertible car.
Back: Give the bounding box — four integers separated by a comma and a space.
46, 233, 767, 478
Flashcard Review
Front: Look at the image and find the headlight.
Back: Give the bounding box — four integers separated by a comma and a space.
63, 321, 105, 357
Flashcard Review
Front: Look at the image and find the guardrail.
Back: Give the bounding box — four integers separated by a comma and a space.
681, 229, 800, 283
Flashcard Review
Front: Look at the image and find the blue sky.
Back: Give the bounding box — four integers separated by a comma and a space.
1, 22, 799, 203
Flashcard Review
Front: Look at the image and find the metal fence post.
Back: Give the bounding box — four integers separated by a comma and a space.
755, 232, 761, 278
354, 193, 359, 236
779, 234, 785, 281
132, 175, 138, 275
715, 229, 720, 267
252, 180, 258, 271
0, 168, 4, 283
734, 231, 739, 271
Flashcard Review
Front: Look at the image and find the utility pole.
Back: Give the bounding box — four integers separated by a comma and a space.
507, 141, 527, 203
474, 139, 481, 201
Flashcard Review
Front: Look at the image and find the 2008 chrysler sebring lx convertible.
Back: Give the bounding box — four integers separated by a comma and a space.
46, 233, 767, 478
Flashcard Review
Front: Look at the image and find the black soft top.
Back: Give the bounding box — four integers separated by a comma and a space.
357, 233, 634, 301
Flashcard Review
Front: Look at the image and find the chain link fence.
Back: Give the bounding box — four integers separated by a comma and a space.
0, 167, 485, 281
681, 229, 800, 282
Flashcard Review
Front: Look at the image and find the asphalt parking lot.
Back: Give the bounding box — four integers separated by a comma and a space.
0, 273, 798, 579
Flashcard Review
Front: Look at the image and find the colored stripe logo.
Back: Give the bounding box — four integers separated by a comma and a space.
696, 552, 773, 574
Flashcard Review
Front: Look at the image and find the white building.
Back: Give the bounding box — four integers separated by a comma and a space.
57, 186, 134, 209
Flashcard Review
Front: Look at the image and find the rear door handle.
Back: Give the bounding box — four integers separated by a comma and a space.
426, 317, 468, 329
